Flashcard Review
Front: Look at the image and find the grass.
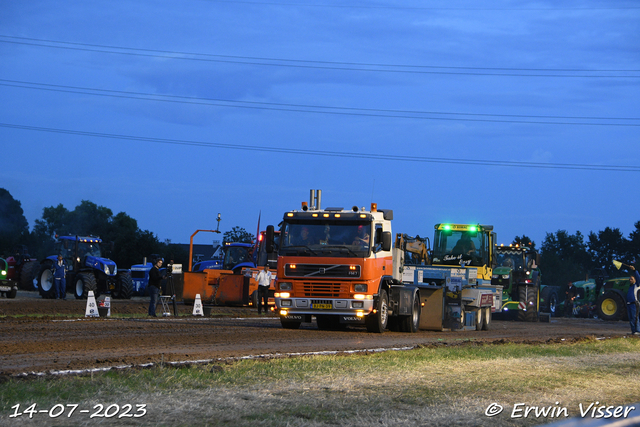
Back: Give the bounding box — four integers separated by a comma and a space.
2, 338, 640, 426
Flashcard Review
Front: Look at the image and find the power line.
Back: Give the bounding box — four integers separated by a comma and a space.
1, 35, 638, 78
1, 79, 637, 126
1, 122, 638, 172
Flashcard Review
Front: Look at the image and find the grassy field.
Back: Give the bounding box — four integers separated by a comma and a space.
2, 337, 640, 426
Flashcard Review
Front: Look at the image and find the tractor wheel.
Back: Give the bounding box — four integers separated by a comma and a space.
517, 285, 539, 322
37, 263, 56, 299
596, 291, 625, 321
365, 289, 389, 333
280, 319, 301, 329
74, 273, 99, 299
547, 291, 559, 317
19, 260, 39, 290
482, 307, 491, 330
400, 294, 420, 333
113, 274, 134, 299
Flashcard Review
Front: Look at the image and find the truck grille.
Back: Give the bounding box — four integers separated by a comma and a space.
285, 264, 360, 278
301, 282, 348, 297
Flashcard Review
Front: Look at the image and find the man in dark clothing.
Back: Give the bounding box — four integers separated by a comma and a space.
148, 258, 165, 317
626, 266, 640, 335
565, 282, 577, 317
52, 254, 67, 300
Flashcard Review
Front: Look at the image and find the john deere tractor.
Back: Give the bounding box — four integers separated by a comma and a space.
36, 235, 133, 299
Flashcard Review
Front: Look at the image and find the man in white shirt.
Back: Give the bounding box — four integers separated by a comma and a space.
256, 265, 272, 315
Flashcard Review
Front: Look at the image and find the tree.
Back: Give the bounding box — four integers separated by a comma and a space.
587, 227, 627, 276
223, 226, 254, 244
626, 221, 640, 268
540, 230, 591, 289
0, 188, 30, 257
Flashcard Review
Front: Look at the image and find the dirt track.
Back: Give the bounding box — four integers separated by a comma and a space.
0, 291, 634, 377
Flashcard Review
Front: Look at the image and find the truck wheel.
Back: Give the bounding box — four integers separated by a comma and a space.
517, 285, 539, 322
475, 308, 483, 331
596, 291, 625, 321
280, 319, 301, 329
365, 289, 389, 333
400, 294, 420, 333
113, 274, 134, 299
19, 260, 39, 290
37, 263, 56, 299
74, 273, 99, 299
482, 307, 491, 330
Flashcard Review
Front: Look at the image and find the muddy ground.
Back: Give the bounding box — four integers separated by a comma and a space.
0, 291, 634, 377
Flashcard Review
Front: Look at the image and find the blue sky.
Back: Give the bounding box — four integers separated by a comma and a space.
1, 0, 638, 248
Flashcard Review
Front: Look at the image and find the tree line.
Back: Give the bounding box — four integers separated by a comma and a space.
1, 188, 638, 287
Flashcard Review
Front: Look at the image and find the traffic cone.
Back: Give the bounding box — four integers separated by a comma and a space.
85, 291, 99, 317
192, 294, 203, 316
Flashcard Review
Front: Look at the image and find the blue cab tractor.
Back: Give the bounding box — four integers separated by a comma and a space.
36, 235, 134, 299
128, 254, 164, 296
192, 242, 255, 274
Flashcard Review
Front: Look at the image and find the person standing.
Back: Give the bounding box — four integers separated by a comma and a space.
52, 254, 67, 300
256, 265, 272, 315
148, 258, 165, 317
626, 266, 640, 335
565, 282, 577, 317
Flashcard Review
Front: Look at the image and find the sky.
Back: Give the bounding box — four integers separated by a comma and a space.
1, 0, 638, 249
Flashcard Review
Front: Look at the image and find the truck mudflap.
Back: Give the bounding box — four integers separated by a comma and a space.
339, 315, 366, 324
281, 313, 311, 323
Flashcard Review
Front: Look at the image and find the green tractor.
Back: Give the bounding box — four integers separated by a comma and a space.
491, 244, 541, 321
596, 276, 631, 321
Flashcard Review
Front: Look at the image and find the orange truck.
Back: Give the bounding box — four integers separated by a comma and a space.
182, 229, 278, 307
265, 192, 496, 333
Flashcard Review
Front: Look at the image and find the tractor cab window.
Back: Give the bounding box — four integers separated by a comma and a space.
280, 220, 372, 258
223, 246, 251, 270
432, 229, 486, 267
78, 242, 101, 259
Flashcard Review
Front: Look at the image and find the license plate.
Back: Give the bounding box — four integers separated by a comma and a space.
312, 303, 332, 310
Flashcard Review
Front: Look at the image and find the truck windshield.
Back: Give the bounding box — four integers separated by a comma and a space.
279, 220, 371, 258
432, 230, 486, 267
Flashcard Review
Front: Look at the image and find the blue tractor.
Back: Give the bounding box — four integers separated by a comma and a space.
36, 235, 134, 299
192, 242, 255, 274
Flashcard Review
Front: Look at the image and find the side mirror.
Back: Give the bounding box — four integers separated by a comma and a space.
266, 225, 275, 253
381, 232, 392, 252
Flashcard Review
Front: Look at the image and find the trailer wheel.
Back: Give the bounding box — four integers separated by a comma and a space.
482, 307, 491, 330
365, 289, 388, 333
596, 291, 625, 321
517, 285, 539, 322
74, 273, 99, 299
280, 319, 301, 329
37, 263, 56, 299
400, 294, 420, 333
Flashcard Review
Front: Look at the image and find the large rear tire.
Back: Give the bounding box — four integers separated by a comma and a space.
596, 291, 625, 321
112, 274, 134, 299
517, 285, 539, 322
37, 263, 56, 299
365, 289, 389, 333
74, 273, 99, 299
19, 260, 39, 290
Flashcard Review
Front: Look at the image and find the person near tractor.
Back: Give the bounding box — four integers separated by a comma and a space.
452, 233, 476, 256
626, 266, 640, 335
148, 258, 166, 317
565, 282, 577, 317
256, 265, 272, 315
52, 254, 67, 300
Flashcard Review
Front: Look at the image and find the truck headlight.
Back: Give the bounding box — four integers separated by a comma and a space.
352, 301, 364, 308
354, 284, 367, 292
279, 282, 292, 290
281, 300, 292, 307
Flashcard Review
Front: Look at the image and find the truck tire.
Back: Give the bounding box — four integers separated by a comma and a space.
596, 291, 625, 321
20, 260, 39, 290
113, 274, 134, 299
475, 308, 483, 331
37, 263, 56, 299
365, 289, 389, 333
482, 307, 491, 330
280, 319, 301, 329
400, 294, 420, 333
517, 285, 539, 322
74, 273, 99, 299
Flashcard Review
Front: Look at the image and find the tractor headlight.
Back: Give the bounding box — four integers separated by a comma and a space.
502, 275, 510, 279
492, 275, 498, 279
1, 270, 6, 276
279, 282, 292, 291
113, 266, 117, 274
104, 264, 109, 274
